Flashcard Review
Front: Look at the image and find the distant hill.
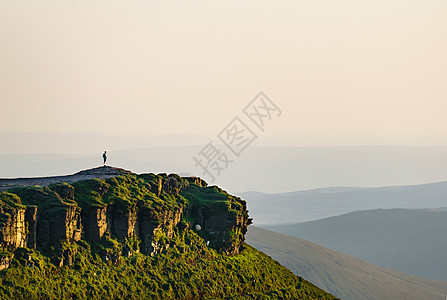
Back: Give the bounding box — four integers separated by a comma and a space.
246, 227, 447, 300
242, 181, 447, 224
1, 140, 447, 194
264, 208, 447, 281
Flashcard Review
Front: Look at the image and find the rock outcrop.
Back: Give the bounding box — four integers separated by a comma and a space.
186, 185, 252, 255
0, 204, 27, 249
0, 169, 251, 269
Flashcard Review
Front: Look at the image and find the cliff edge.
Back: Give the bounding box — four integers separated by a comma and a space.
0, 167, 337, 299
0, 166, 131, 191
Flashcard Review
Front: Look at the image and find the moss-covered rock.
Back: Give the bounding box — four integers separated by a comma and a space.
0, 169, 338, 299
0, 171, 250, 259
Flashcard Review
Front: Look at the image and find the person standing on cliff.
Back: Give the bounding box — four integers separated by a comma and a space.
103, 151, 107, 166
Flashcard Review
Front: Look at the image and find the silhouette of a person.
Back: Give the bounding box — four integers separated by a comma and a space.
103, 151, 107, 166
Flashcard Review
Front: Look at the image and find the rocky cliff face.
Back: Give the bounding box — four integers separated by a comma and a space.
185, 185, 251, 255
0, 204, 27, 249
0, 168, 251, 268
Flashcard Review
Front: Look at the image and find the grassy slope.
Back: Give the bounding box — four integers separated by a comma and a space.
246, 226, 447, 300
0, 231, 335, 299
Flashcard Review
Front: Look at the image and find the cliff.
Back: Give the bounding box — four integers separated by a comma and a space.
0, 167, 336, 299
0, 167, 251, 261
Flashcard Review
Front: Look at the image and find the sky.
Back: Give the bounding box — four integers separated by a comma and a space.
1, 0, 446, 146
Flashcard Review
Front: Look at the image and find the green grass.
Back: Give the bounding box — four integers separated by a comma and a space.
8, 186, 74, 209
0, 192, 25, 209
0, 229, 336, 299
70, 174, 185, 212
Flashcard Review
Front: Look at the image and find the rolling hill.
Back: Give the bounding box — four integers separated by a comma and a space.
246, 226, 447, 300
264, 208, 447, 281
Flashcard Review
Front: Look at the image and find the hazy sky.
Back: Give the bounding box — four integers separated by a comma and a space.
1, 1, 446, 145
